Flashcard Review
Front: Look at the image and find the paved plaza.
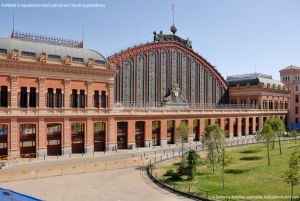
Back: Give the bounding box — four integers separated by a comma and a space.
0, 167, 190, 201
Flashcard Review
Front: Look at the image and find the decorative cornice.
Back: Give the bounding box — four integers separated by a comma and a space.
0, 58, 116, 78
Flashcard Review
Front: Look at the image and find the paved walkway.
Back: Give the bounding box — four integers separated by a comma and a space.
0, 167, 191, 201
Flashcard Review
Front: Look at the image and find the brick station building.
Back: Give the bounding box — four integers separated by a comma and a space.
0, 28, 289, 158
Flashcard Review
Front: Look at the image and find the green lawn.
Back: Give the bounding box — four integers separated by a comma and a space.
156, 139, 300, 200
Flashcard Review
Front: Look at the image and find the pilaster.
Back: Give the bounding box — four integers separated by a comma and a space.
37, 118, 47, 157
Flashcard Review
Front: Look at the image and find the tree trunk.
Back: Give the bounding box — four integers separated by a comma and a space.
278, 137, 282, 155
222, 163, 225, 190
181, 141, 184, 164
272, 139, 275, 149
212, 148, 215, 173
291, 184, 294, 201
267, 142, 270, 166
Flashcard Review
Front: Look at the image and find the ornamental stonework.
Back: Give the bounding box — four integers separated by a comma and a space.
39, 52, 47, 63
87, 58, 94, 67
64, 55, 72, 65
10, 48, 19, 60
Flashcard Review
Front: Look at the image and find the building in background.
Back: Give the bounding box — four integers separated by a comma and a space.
0, 26, 289, 158
280, 65, 300, 128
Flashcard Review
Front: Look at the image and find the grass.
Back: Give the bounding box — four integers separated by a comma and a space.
155, 139, 300, 200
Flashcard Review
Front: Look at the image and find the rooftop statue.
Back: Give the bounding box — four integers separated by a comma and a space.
153, 30, 192, 49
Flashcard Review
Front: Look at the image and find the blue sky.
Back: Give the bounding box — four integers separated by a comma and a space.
0, 0, 299, 80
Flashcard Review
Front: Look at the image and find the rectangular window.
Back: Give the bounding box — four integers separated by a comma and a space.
296, 118, 299, 123
21, 51, 36, 58
0, 48, 7, 54
48, 54, 61, 60
94, 90, 99, 108
296, 95, 299, 103
94, 60, 105, 65
47, 88, 54, 108
79, 90, 85, 108
72, 57, 84, 63
20, 87, 27, 108
29, 87, 36, 107
71, 89, 78, 108
101, 91, 106, 108
55, 88, 62, 108
0, 86, 8, 107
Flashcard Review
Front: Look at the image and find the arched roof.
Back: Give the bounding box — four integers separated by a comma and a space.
108, 40, 228, 89
0, 38, 106, 64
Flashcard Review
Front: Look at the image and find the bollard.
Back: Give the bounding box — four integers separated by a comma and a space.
93, 151, 95, 156
44, 155, 45, 160
82, 152, 83, 157
141, 155, 142, 161
155, 151, 156, 156
164, 150, 165, 155
57, 154, 58, 159
70, 153, 71, 158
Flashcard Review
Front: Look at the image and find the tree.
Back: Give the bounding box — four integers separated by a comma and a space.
282, 148, 300, 201
186, 150, 200, 180
176, 122, 192, 163
266, 118, 286, 155
219, 147, 232, 190
256, 123, 275, 166
202, 124, 225, 173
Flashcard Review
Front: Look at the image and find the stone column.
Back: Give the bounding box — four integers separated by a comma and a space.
252, 117, 256, 134
244, 117, 249, 136
39, 78, 46, 109
127, 120, 136, 149
87, 81, 93, 108
37, 118, 47, 157
107, 82, 114, 109
62, 118, 71, 155
145, 120, 153, 147
237, 117, 242, 138
187, 119, 194, 143
10, 76, 18, 108
106, 117, 117, 151
10, 118, 19, 157
64, 80, 70, 108
160, 119, 167, 146
174, 119, 181, 144
259, 115, 264, 130
229, 117, 234, 138
220, 118, 225, 131
85, 117, 94, 153
199, 118, 205, 138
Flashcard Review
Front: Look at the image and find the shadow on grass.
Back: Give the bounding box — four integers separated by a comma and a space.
288, 145, 300, 149
239, 156, 263, 161
225, 169, 249, 174
240, 149, 262, 154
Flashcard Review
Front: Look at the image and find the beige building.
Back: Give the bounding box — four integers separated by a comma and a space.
280, 65, 300, 126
